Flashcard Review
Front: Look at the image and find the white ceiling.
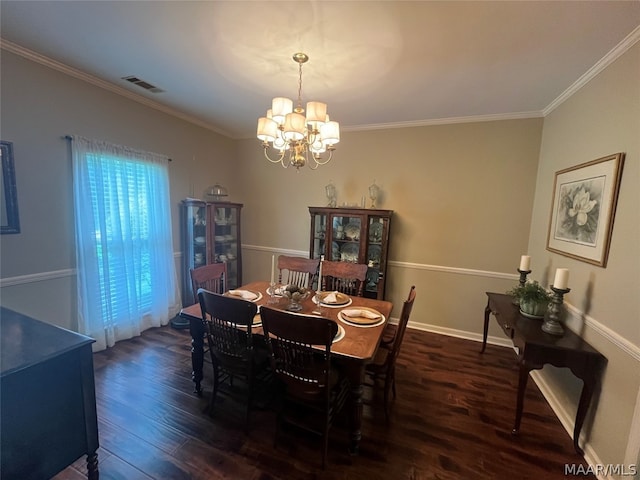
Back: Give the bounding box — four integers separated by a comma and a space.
1, 1, 639, 139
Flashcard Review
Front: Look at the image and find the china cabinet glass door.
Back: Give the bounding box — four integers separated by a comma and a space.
208, 203, 242, 290
182, 200, 243, 307
365, 216, 387, 297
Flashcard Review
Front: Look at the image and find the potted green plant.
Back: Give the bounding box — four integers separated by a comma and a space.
506, 281, 551, 318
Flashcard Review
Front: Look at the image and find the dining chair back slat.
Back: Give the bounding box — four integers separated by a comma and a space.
320, 260, 368, 297
277, 255, 320, 289
190, 263, 227, 303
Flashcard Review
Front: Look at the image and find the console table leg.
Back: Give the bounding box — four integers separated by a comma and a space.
512, 364, 530, 435
481, 305, 490, 353
572, 379, 594, 455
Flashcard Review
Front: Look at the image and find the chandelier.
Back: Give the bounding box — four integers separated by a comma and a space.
256, 53, 340, 170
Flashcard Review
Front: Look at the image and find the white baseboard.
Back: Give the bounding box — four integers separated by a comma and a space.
406, 319, 514, 349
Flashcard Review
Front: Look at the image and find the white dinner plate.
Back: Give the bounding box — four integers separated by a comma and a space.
337, 307, 386, 328
312, 292, 353, 308
333, 324, 345, 343
226, 290, 262, 302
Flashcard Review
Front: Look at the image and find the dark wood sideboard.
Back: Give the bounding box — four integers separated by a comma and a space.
1, 307, 99, 479
481, 292, 606, 455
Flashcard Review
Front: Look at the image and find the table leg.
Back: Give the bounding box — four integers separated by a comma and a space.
512, 362, 530, 435
343, 361, 365, 455
189, 315, 205, 396
572, 378, 595, 455
481, 304, 491, 353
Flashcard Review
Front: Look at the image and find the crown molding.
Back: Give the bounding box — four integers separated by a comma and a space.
543, 25, 640, 116
0, 38, 232, 138
343, 111, 544, 132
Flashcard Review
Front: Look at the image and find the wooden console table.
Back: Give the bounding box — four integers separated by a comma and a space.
481, 292, 606, 455
1, 308, 99, 479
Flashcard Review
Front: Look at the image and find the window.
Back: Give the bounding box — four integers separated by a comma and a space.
71, 136, 180, 351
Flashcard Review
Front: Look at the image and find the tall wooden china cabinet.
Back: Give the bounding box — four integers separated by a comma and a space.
181, 199, 243, 306
309, 207, 392, 300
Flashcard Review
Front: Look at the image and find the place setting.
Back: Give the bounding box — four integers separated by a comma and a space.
337, 306, 385, 328
312, 290, 353, 308
226, 289, 262, 302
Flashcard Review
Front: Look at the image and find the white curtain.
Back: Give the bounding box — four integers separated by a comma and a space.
71, 136, 181, 351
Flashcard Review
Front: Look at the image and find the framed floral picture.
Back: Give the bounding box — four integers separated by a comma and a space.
546, 153, 625, 267
1, 141, 20, 234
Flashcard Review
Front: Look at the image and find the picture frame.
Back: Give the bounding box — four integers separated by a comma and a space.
1, 141, 21, 234
546, 153, 625, 267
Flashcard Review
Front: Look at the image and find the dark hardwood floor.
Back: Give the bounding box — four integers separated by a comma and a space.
53, 324, 594, 480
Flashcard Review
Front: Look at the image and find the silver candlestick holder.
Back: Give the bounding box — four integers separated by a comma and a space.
517, 269, 531, 287
541, 286, 570, 336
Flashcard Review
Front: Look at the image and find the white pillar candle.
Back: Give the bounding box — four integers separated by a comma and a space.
553, 268, 569, 289
318, 255, 324, 291
519, 255, 531, 271
270, 255, 275, 284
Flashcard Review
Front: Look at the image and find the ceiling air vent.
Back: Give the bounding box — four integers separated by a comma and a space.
121, 76, 164, 93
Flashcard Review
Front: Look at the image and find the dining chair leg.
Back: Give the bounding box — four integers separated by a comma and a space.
392, 374, 397, 400
210, 362, 220, 416
384, 366, 397, 422
322, 424, 329, 469
391, 365, 397, 400
245, 370, 254, 435
383, 378, 391, 422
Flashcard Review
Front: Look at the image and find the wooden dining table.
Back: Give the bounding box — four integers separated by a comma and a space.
179, 280, 393, 454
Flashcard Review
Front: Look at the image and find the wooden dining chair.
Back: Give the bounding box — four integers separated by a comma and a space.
197, 288, 269, 432
190, 263, 227, 303
277, 255, 320, 289
259, 306, 349, 469
190, 263, 228, 369
365, 285, 416, 421
319, 260, 368, 297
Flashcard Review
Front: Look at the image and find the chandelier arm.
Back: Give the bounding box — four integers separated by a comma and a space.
263, 145, 287, 164
310, 149, 334, 167
307, 129, 318, 145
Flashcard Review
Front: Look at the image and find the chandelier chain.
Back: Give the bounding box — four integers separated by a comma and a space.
296, 61, 304, 112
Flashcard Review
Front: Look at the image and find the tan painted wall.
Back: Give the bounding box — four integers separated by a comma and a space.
236, 118, 544, 331
528, 42, 640, 466
0, 51, 236, 329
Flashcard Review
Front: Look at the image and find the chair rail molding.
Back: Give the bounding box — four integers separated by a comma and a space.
0, 269, 75, 287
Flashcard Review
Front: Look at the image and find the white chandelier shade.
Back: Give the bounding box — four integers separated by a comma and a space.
256, 53, 340, 170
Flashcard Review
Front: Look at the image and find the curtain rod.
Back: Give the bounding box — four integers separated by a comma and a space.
63, 135, 172, 161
